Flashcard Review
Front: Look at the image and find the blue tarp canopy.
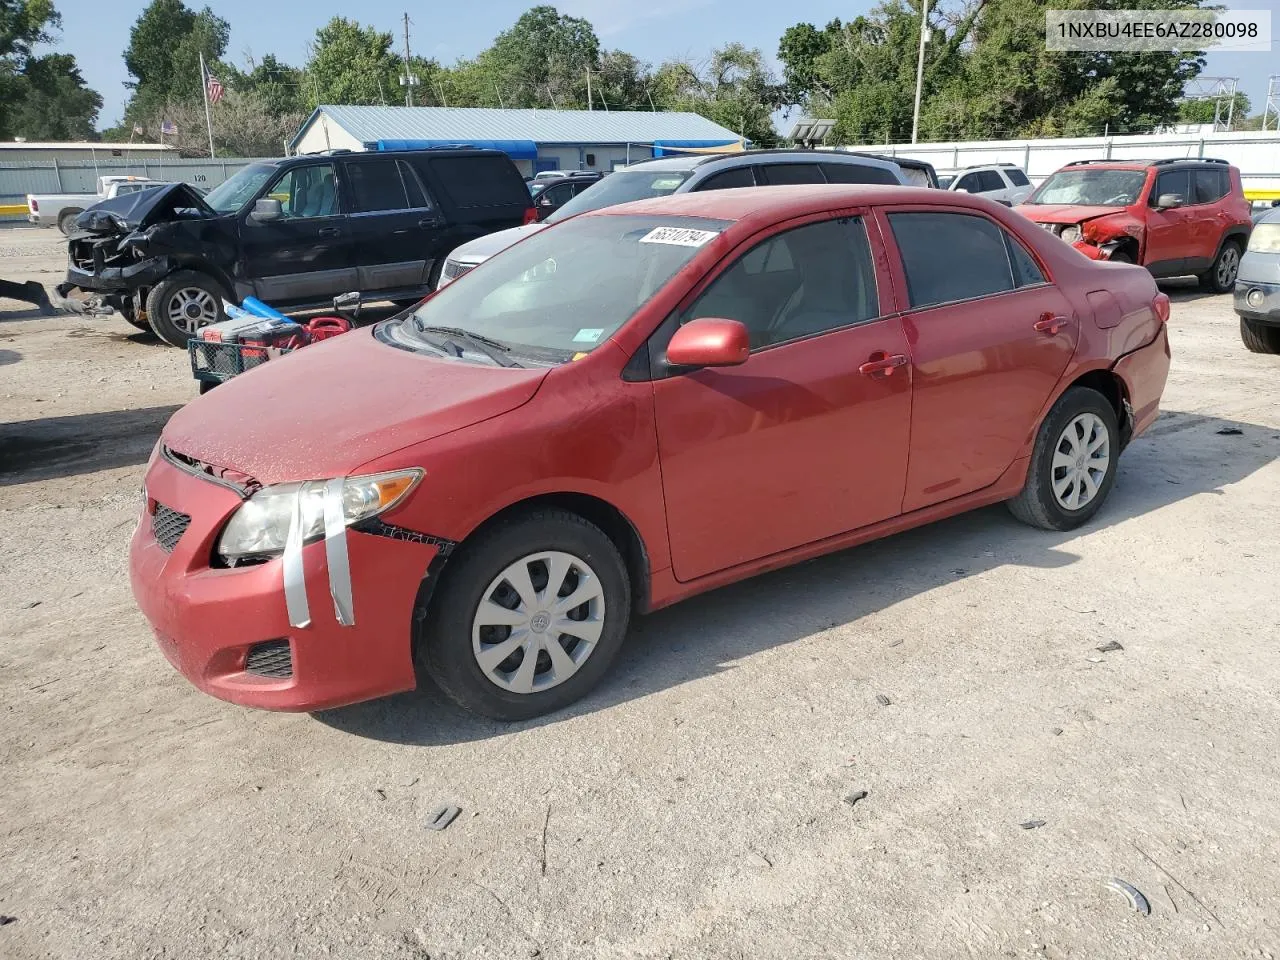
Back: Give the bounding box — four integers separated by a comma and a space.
651, 140, 744, 157
370, 138, 539, 160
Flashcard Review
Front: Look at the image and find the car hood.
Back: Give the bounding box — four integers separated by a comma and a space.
162, 327, 549, 485
1015, 204, 1127, 225
73, 183, 214, 235
450, 222, 549, 263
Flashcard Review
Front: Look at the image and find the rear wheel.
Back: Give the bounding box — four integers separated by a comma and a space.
145, 271, 227, 347
1108, 250, 1133, 264
57, 209, 83, 235
1240, 316, 1280, 354
1199, 241, 1241, 293
1008, 387, 1120, 531
420, 509, 632, 720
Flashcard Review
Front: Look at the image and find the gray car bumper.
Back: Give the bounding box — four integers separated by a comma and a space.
1235, 278, 1280, 325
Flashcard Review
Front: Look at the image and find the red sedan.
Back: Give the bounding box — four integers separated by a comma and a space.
131, 185, 1171, 720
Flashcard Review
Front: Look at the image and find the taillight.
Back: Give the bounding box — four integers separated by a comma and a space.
522, 207, 538, 225
1153, 292, 1170, 325
29, 199, 38, 212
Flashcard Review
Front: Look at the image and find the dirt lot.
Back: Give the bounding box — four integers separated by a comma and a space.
2, 222, 1278, 960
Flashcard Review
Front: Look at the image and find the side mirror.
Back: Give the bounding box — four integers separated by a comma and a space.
251, 197, 283, 222
1156, 193, 1185, 210
538, 196, 554, 207
332, 291, 362, 321
666, 317, 750, 369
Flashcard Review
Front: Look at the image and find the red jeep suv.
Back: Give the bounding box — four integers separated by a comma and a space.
1016, 158, 1252, 292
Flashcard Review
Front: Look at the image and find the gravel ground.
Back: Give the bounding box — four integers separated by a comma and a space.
2, 224, 1279, 960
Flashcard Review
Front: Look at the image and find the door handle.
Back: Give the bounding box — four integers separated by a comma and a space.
317, 226, 341, 238
1034, 313, 1071, 335
417, 217, 439, 228
859, 353, 909, 376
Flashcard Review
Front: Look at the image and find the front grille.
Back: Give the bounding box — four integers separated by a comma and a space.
245, 640, 293, 679
152, 504, 191, 552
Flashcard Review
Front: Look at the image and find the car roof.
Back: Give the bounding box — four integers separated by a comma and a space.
1060, 158, 1233, 171
617, 149, 903, 176
591, 183, 944, 224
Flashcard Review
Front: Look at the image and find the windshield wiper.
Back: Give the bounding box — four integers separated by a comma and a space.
414, 322, 520, 367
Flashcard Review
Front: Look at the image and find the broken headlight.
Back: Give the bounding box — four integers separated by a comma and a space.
1059, 224, 1082, 243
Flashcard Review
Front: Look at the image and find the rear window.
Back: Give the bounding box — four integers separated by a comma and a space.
426, 156, 528, 208
546, 169, 692, 223
822, 162, 900, 186
1006, 167, 1030, 187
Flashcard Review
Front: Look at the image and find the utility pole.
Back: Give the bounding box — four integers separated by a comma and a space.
586, 67, 592, 111
401, 12, 417, 107
910, 0, 929, 144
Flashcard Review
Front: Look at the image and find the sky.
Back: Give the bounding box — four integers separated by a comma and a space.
48, 0, 1280, 132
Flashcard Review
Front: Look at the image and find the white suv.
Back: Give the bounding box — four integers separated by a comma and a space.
944, 164, 1033, 206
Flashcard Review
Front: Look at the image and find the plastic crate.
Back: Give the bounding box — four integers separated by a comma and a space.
189, 339, 294, 384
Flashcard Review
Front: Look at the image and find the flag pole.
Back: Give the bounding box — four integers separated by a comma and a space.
200, 51, 216, 158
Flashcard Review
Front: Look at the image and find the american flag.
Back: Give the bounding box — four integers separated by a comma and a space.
205, 68, 224, 104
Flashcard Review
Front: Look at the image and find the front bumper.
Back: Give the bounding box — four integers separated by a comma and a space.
1234, 278, 1280, 324
1113, 324, 1171, 441
130, 455, 438, 711
65, 253, 171, 295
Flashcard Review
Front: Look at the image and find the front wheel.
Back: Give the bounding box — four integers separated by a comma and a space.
1008, 387, 1120, 531
1240, 316, 1280, 354
420, 509, 632, 720
145, 271, 227, 347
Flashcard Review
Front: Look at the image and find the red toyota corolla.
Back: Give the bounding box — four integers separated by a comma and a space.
131, 185, 1171, 720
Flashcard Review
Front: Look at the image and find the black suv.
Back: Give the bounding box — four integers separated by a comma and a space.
60, 149, 534, 346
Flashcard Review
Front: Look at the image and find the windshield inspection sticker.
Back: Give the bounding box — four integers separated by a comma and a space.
639, 226, 719, 248
573, 328, 604, 343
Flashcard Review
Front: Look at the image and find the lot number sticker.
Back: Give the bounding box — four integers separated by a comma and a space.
639, 227, 719, 248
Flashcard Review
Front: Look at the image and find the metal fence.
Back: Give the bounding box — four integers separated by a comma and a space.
1, 157, 264, 216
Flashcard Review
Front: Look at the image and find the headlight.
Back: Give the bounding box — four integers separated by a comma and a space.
1247, 223, 1280, 254
1059, 224, 1082, 243
216, 469, 421, 562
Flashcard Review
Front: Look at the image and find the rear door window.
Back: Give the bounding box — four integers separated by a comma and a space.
695, 167, 757, 191
427, 156, 527, 207
759, 163, 825, 186
1193, 168, 1228, 204
1005, 167, 1031, 187
821, 162, 900, 185
978, 170, 1005, 192
346, 159, 410, 213
888, 211, 1016, 308
399, 160, 431, 209
954, 172, 983, 193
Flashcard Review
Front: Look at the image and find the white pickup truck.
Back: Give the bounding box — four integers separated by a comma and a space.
27, 176, 161, 235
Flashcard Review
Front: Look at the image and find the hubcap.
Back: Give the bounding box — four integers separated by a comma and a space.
472, 550, 605, 695
167, 288, 218, 333
1217, 247, 1239, 288
1052, 412, 1110, 511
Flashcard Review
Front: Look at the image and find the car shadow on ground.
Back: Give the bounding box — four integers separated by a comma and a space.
0, 405, 181, 485
314, 409, 1280, 746
1158, 277, 1220, 305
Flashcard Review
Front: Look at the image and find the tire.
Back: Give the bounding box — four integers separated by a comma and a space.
420, 509, 632, 720
1008, 387, 1120, 531
57, 209, 83, 235
1199, 241, 1241, 294
1108, 251, 1133, 264
117, 303, 150, 331
1240, 316, 1280, 354
145, 271, 227, 347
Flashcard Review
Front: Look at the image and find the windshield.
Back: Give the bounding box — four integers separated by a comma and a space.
1026, 169, 1147, 207
392, 214, 729, 361
545, 169, 693, 224
203, 162, 277, 213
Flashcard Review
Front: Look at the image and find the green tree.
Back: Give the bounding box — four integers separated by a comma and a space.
303, 17, 409, 107
654, 44, 782, 145
1178, 91, 1250, 126
232, 53, 307, 116
123, 0, 230, 122
0, 1, 101, 140
486, 5, 600, 108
